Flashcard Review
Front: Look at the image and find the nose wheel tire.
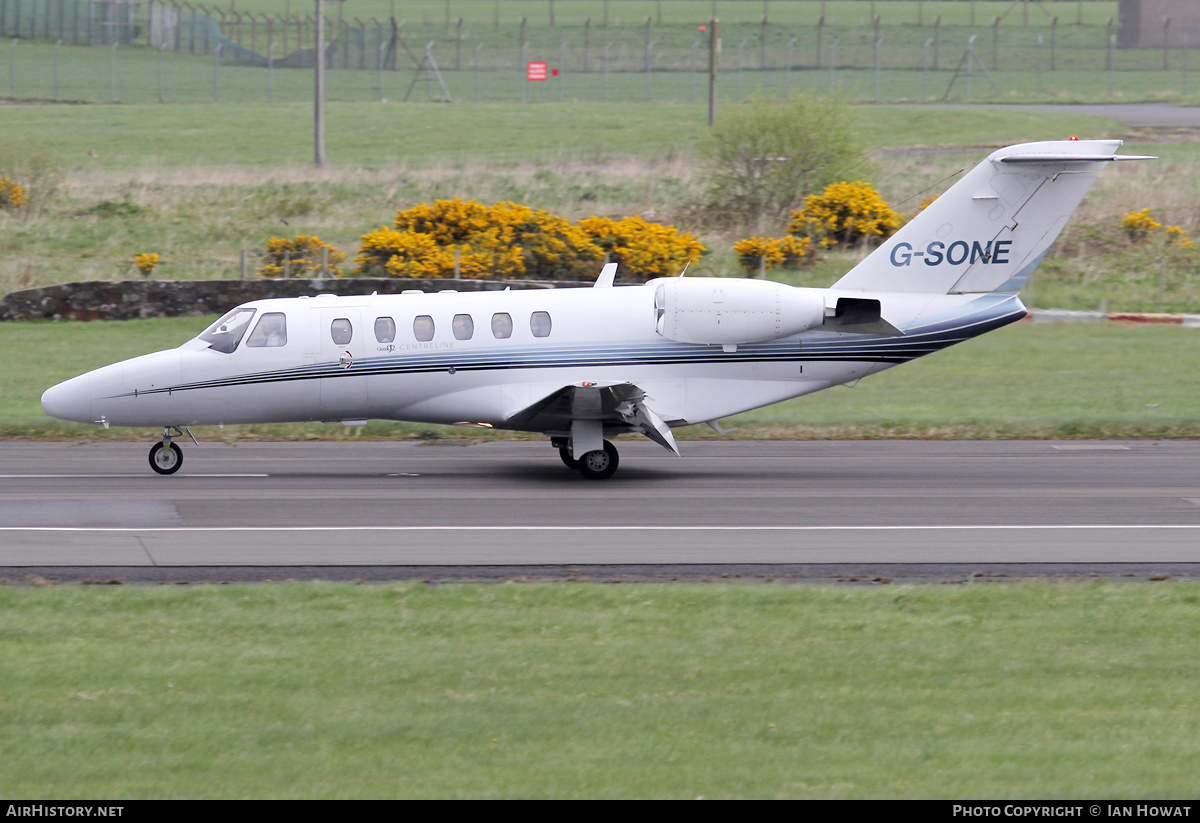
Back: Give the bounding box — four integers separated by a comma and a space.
578, 440, 619, 480
149, 442, 183, 475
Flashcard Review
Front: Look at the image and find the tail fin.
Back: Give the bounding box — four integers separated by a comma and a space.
832, 140, 1152, 295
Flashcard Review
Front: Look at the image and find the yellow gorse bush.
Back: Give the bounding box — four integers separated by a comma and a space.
788, 180, 901, 249
577, 215, 705, 280
258, 235, 345, 278
0, 177, 27, 210
357, 198, 600, 281
134, 252, 159, 277
1120, 209, 1194, 248
732, 236, 785, 273
731, 235, 814, 274
1120, 208, 1162, 243
1165, 225, 1194, 248
356, 198, 704, 282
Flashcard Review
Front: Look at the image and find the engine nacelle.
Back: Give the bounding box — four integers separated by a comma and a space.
653, 277, 826, 345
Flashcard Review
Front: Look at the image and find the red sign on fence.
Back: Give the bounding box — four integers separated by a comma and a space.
526, 61, 548, 82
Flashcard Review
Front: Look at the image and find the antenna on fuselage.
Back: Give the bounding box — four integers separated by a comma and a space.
678, 262, 690, 277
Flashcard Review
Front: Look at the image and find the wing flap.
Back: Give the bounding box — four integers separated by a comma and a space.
504, 381, 681, 455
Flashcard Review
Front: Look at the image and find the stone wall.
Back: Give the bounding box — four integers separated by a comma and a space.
0, 277, 594, 322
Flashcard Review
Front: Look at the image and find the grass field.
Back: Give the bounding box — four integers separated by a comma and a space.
10, 100, 1197, 316
2, 580, 1200, 799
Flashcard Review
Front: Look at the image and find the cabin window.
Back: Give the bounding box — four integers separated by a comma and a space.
452, 314, 474, 340
413, 315, 435, 342
198, 307, 256, 354
330, 318, 353, 345
245, 312, 288, 348
491, 312, 513, 339
374, 316, 397, 344
530, 311, 552, 338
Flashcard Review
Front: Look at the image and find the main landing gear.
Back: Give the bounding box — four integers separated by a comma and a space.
149, 426, 192, 475
555, 438, 620, 480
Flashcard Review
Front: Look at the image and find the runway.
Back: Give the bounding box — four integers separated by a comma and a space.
0, 439, 1197, 582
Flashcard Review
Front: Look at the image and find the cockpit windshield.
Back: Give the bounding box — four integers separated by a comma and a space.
198, 307, 256, 354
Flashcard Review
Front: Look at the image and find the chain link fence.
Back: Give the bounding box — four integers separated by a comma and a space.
0, 0, 1195, 104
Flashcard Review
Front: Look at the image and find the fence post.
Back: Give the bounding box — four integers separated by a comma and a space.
923, 37, 932, 101
1108, 34, 1115, 95
54, 38, 60, 99
474, 42, 482, 102
1050, 16, 1057, 72
874, 37, 882, 102
1183, 34, 1189, 95
691, 37, 698, 103
213, 42, 220, 102
829, 38, 837, 90
559, 40, 566, 102
1037, 35, 1043, 94
583, 16, 589, 71
707, 18, 717, 126
373, 39, 385, 101
109, 40, 116, 101
519, 36, 527, 103
645, 39, 654, 103
992, 16, 999, 71
1105, 18, 1114, 71
1162, 17, 1171, 71
786, 35, 795, 98
8, 38, 13, 97
737, 37, 746, 101
268, 40, 274, 102
158, 41, 165, 102
760, 15, 766, 70
240, 250, 247, 280
815, 14, 823, 69
603, 40, 610, 102
933, 15, 940, 70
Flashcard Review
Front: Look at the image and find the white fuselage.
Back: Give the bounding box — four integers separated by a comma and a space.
40, 279, 1024, 434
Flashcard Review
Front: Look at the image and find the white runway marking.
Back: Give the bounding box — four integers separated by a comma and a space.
1, 524, 1198, 533
1050, 445, 1131, 450
0, 474, 269, 478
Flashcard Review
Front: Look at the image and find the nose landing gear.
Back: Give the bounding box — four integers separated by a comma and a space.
148, 427, 194, 475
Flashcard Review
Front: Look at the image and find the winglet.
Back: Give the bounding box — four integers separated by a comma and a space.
593, 262, 618, 289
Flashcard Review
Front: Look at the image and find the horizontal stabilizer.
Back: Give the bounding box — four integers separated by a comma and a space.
999, 153, 1156, 164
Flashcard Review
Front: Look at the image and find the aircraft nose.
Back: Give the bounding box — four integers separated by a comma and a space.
41, 376, 92, 423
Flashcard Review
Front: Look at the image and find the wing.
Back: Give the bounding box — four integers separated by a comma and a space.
505, 381, 681, 456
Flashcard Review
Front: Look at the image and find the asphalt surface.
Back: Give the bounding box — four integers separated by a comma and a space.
0, 439, 1197, 583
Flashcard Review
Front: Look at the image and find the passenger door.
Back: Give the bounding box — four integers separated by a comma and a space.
317, 308, 367, 415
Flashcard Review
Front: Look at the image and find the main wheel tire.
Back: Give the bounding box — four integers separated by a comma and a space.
559, 447, 579, 470
149, 442, 183, 475
578, 440, 619, 480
